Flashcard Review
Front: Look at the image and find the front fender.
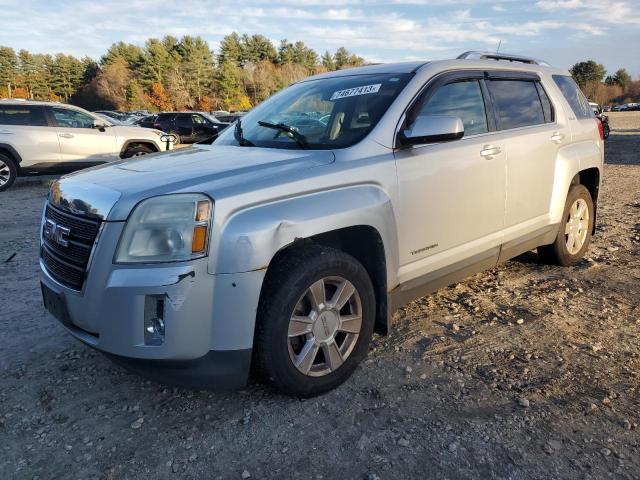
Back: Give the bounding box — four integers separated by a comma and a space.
211, 185, 399, 283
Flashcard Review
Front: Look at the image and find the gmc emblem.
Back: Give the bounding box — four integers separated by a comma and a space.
44, 219, 71, 247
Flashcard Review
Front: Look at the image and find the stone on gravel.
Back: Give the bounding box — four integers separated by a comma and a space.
241, 469, 251, 479
518, 398, 530, 408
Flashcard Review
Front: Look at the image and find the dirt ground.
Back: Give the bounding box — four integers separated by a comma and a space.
1, 113, 639, 480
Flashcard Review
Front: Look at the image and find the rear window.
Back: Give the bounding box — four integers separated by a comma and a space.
487, 80, 548, 130
0, 105, 48, 126
553, 75, 593, 119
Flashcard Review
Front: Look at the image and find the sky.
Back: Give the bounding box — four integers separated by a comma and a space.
1, 0, 639, 76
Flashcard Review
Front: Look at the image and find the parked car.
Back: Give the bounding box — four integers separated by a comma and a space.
0, 100, 169, 191
215, 113, 245, 123
39, 51, 603, 396
136, 114, 158, 128
149, 112, 228, 144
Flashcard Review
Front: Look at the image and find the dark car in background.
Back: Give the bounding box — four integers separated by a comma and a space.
144, 112, 229, 144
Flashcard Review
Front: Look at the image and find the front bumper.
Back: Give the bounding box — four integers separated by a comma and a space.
40, 221, 266, 388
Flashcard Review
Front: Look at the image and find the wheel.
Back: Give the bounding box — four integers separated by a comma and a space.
255, 245, 376, 397
122, 145, 154, 159
0, 153, 17, 192
538, 184, 594, 266
603, 123, 610, 139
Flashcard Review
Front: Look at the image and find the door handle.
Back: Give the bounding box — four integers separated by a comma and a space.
59, 133, 74, 139
480, 145, 501, 159
550, 132, 565, 143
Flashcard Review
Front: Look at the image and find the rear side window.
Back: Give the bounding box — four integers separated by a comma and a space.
487, 80, 547, 130
415, 80, 489, 136
0, 106, 48, 126
552, 75, 593, 119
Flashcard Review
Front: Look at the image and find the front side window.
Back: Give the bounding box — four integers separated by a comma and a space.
216, 73, 413, 150
413, 80, 489, 136
487, 80, 546, 130
0, 106, 47, 127
52, 107, 96, 129
553, 75, 593, 119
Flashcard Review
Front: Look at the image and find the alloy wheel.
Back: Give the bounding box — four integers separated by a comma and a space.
0, 159, 10, 187
287, 276, 362, 377
565, 198, 589, 255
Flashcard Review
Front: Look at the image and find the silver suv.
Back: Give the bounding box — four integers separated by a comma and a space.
39, 52, 603, 396
0, 100, 168, 191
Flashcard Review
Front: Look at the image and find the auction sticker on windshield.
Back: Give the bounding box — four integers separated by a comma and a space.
331, 84, 382, 101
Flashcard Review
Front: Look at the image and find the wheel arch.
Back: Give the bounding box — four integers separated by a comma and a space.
0, 144, 22, 165
211, 185, 400, 334
571, 167, 600, 234
119, 139, 160, 158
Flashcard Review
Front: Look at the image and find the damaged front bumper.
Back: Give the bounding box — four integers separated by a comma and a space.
40, 221, 265, 389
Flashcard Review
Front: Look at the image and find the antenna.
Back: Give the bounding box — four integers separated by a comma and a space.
496, 40, 502, 54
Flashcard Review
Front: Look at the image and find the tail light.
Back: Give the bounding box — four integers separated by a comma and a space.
595, 118, 604, 140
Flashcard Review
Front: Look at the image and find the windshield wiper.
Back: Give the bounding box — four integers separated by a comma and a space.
257, 121, 308, 149
234, 119, 254, 147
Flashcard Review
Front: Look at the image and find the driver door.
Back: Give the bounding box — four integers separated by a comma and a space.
394, 75, 506, 284
50, 107, 118, 164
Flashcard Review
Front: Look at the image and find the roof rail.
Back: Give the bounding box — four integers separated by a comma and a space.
457, 51, 550, 67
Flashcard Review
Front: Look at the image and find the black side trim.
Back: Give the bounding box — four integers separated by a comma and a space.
0, 143, 23, 164
104, 349, 253, 390
388, 247, 500, 314
21, 161, 105, 174
484, 70, 540, 81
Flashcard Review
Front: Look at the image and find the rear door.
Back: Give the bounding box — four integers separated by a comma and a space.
175, 114, 195, 142
50, 106, 118, 164
484, 73, 565, 237
0, 104, 61, 168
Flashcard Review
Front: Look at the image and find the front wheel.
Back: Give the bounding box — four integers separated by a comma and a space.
254, 245, 376, 397
538, 184, 594, 266
603, 123, 610, 139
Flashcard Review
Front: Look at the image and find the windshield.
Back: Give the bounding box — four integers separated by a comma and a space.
216, 73, 413, 150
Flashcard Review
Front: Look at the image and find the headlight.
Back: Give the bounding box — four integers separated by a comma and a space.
115, 194, 212, 263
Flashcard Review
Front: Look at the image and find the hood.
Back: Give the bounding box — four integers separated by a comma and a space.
56, 145, 335, 220
109, 124, 161, 138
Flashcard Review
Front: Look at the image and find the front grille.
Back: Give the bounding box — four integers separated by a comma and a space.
41, 204, 101, 290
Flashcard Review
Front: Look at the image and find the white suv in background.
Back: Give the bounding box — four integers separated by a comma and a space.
0, 100, 169, 191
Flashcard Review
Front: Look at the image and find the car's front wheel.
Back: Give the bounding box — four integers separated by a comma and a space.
0, 153, 17, 192
538, 184, 594, 266
255, 245, 376, 397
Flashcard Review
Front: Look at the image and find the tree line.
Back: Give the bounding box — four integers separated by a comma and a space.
0, 33, 365, 112
570, 60, 639, 106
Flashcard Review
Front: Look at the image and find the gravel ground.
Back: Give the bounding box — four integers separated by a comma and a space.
1, 112, 639, 480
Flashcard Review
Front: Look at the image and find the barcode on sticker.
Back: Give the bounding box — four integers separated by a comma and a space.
330, 84, 381, 101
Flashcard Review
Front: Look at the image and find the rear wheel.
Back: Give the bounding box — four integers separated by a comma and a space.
603, 123, 610, 139
538, 184, 594, 266
254, 245, 376, 397
0, 153, 17, 192
122, 145, 154, 159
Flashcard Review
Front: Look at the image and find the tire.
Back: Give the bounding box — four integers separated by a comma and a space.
538, 184, 594, 266
0, 153, 17, 192
254, 244, 376, 397
122, 145, 154, 159
603, 123, 610, 139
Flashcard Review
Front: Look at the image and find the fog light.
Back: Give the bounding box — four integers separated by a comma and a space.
144, 295, 165, 346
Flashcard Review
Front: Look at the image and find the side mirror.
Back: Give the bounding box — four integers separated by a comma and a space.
92, 120, 106, 132
400, 115, 464, 147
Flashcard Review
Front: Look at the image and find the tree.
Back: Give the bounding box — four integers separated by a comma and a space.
0, 47, 18, 97
141, 37, 175, 86
94, 57, 131, 109
101, 41, 144, 70
145, 82, 172, 111
49, 54, 86, 101
570, 60, 606, 87
605, 68, 632, 90
218, 33, 243, 65
175, 36, 215, 105
216, 60, 248, 110
334, 47, 364, 70
321, 51, 335, 71
241, 34, 277, 64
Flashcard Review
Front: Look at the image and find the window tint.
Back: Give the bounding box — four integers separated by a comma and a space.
0, 106, 47, 126
52, 107, 96, 128
536, 83, 554, 123
416, 80, 488, 135
552, 75, 593, 119
488, 80, 546, 130
176, 115, 193, 128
